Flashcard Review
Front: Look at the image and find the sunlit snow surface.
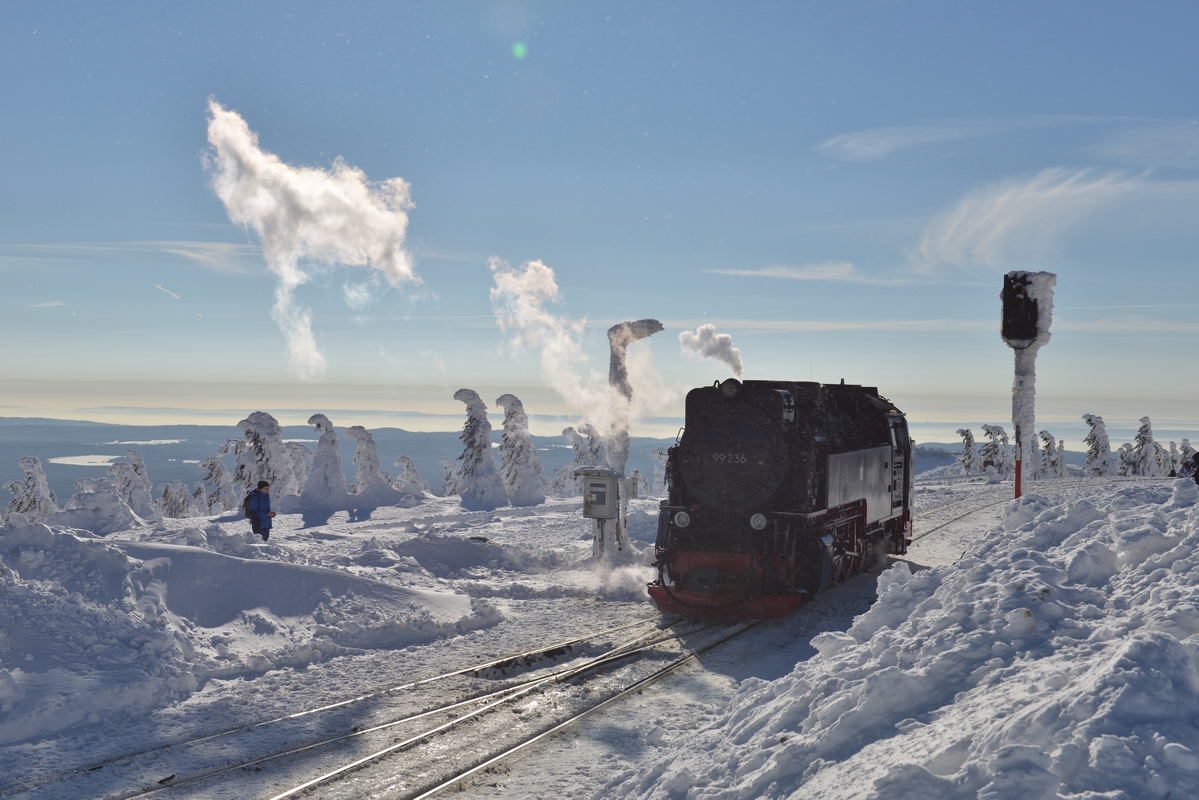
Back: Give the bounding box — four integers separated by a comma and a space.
2, 477, 1198, 799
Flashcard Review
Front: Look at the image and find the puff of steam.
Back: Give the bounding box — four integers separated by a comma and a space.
206, 99, 417, 379
679, 324, 743, 379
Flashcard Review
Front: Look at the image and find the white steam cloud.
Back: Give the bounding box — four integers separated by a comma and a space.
679, 324, 743, 378
205, 99, 417, 379
489, 257, 674, 445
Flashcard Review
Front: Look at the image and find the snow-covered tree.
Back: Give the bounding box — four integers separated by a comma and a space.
440, 457, 460, 497
345, 425, 386, 494
53, 477, 142, 535
4, 456, 59, 524
236, 411, 302, 496
649, 448, 670, 495
980, 425, 1011, 477
1116, 443, 1134, 477
452, 389, 508, 510
199, 455, 240, 513
391, 455, 430, 495
301, 413, 348, 504
1056, 439, 1067, 478
495, 393, 546, 507
1039, 431, 1065, 479
190, 482, 209, 516
1082, 414, 1113, 476
108, 450, 160, 520
1131, 417, 1160, 477
219, 437, 250, 492
157, 481, 195, 519
956, 429, 977, 475
1182, 439, 1196, 465
1168, 441, 1181, 476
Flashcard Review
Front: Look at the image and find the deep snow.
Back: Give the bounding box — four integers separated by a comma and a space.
2, 473, 1198, 799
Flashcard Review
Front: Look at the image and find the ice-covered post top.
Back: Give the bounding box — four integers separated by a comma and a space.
1000, 271, 1056, 498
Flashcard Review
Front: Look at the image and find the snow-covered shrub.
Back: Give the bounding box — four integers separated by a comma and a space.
301, 413, 347, 505
1082, 413, 1113, 476
237, 411, 301, 496
198, 455, 240, 513
452, 389, 508, 510
345, 425, 385, 494
4, 456, 59, 524
495, 393, 546, 507
440, 457, 459, 497
391, 455, 429, 495
979, 425, 1011, 478
1131, 416, 1161, 477
108, 450, 159, 520
957, 428, 977, 475
52, 477, 143, 535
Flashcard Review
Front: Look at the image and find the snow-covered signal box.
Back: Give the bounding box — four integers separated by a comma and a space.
1001, 273, 1040, 349
576, 467, 619, 519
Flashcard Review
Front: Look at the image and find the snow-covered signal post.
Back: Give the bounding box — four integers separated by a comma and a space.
1000, 271, 1056, 498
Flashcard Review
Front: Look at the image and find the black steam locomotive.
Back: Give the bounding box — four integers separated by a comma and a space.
649, 379, 912, 619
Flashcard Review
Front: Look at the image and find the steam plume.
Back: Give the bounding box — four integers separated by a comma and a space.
608, 319, 664, 399
679, 324, 743, 378
205, 100, 417, 378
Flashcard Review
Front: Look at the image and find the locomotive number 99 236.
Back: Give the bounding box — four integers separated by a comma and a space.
712, 452, 748, 464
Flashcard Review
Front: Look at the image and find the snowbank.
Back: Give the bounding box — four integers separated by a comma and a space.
606, 478, 1199, 799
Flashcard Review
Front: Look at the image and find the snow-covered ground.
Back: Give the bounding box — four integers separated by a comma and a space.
3, 474, 1198, 798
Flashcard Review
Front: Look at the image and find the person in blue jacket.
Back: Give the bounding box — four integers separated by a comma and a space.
247, 480, 277, 541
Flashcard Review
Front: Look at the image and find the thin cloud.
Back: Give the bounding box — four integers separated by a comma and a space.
0, 241, 261, 274
153, 284, 181, 300
912, 168, 1147, 271
1088, 121, 1199, 170
707, 261, 908, 286
661, 317, 992, 334
28, 301, 66, 308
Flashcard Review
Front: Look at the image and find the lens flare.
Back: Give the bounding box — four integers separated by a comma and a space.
511, 41, 528, 59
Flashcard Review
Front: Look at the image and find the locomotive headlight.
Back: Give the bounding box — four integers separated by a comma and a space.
750, 513, 768, 530
673, 511, 691, 528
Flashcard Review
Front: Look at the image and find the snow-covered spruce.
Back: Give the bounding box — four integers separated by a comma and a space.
451, 389, 508, 511
979, 424, 1012, 479
108, 450, 160, 520
495, 393, 547, 507
440, 456, 460, 497
391, 455, 430, 495
300, 413, 348, 505
957, 428, 977, 475
198, 454, 240, 513
1132, 416, 1162, 477
236, 411, 302, 496
4, 456, 59, 524
51, 477, 144, 535
1082, 413, 1113, 476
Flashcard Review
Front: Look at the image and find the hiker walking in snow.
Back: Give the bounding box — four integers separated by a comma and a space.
245, 480, 277, 541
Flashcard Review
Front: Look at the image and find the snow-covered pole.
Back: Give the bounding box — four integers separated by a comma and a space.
1000, 271, 1056, 499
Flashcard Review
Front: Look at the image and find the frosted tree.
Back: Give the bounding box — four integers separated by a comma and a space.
1056, 439, 1067, 478
108, 450, 160, 520
1024, 434, 1043, 480
1168, 441, 1181, 475
980, 425, 1010, 477
391, 455, 430, 495
576, 422, 609, 468
1037, 431, 1057, 480
345, 425, 388, 494
452, 389, 508, 510
157, 481, 194, 519
54, 477, 142, 535
956, 429, 977, 475
286, 441, 315, 490
440, 457, 460, 497
4, 456, 59, 524
1131, 417, 1160, 477
190, 482, 209, 516
199, 455, 240, 513
219, 437, 251, 492
1116, 443, 1134, 477
1082, 414, 1113, 476
237, 411, 302, 496
495, 393, 547, 507
1182, 439, 1196, 465
301, 413, 348, 504
649, 448, 670, 495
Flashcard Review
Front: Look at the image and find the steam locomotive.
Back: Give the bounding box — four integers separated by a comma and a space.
648, 379, 912, 619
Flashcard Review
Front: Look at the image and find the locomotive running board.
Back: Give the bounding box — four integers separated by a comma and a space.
647, 585, 805, 620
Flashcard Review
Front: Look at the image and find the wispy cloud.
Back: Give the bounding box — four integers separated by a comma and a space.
153, 284, 181, 300
155, 241, 261, 274
1088, 121, 1199, 170
912, 168, 1148, 271
28, 301, 66, 308
661, 317, 992, 334
707, 261, 908, 286
0, 241, 261, 274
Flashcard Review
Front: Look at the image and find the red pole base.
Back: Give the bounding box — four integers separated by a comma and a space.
1015, 460, 1022, 499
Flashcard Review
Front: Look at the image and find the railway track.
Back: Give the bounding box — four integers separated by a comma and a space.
4, 615, 678, 799
84, 618, 750, 800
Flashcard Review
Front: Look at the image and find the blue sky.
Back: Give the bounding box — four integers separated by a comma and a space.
2, 2, 1198, 446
